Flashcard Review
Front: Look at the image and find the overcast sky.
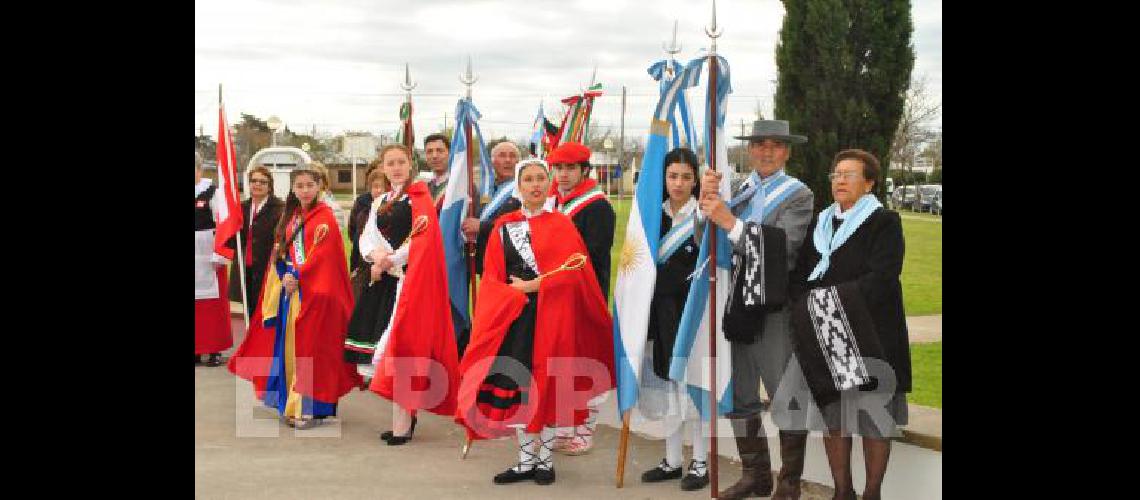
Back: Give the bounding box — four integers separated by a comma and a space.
195, 0, 941, 146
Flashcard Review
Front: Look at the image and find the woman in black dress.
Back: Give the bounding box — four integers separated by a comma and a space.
227, 166, 284, 319
790, 149, 910, 500
637, 147, 710, 491
343, 147, 413, 382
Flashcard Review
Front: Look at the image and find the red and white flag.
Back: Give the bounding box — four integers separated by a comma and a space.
214, 104, 243, 259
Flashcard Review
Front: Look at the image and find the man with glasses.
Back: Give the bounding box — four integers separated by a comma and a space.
697, 120, 815, 500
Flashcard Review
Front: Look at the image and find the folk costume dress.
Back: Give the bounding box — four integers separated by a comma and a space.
343, 188, 413, 371
365, 180, 460, 419
789, 196, 910, 438
195, 178, 233, 356
639, 197, 710, 479
455, 205, 615, 476
227, 202, 362, 420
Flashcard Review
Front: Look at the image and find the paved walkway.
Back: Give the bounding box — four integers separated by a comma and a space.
202, 316, 941, 498
227, 304, 943, 453
907, 315, 942, 343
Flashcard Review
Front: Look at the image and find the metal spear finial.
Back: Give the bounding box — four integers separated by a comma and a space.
705, 0, 723, 54
400, 62, 417, 93
663, 20, 682, 78
459, 55, 478, 100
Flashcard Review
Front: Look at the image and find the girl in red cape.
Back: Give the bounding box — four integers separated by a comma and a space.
456, 158, 615, 486
363, 144, 460, 446
227, 166, 362, 429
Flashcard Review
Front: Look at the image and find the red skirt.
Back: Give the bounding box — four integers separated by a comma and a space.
195, 267, 234, 354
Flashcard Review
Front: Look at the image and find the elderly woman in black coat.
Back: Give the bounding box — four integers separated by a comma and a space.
789, 149, 911, 500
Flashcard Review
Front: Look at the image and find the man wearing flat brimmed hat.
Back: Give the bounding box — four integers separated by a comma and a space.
698, 119, 815, 500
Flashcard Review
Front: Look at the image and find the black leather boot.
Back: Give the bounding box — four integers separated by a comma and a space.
773, 430, 808, 499
718, 416, 773, 499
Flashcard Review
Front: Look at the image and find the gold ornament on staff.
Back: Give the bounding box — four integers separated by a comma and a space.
537, 253, 588, 280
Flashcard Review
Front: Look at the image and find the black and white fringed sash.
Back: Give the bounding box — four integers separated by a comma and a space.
504, 221, 540, 276
806, 286, 870, 391
721, 223, 787, 343
790, 282, 886, 406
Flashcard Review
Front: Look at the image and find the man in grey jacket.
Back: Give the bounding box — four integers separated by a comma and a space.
698, 120, 815, 500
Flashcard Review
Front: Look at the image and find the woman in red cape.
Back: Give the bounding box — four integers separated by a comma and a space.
364, 144, 460, 446
228, 166, 362, 429
455, 158, 615, 486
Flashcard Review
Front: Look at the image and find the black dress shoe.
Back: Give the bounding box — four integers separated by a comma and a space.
641, 459, 683, 482
533, 467, 556, 485
385, 416, 417, 445
379, 431, 393, 441
205, 353, 223, 367
493, 466, 536, 484
680, 461, 710, 491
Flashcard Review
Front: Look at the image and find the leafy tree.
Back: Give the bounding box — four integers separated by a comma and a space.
775, 0, 915, 209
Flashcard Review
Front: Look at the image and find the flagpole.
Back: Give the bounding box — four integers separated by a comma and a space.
460, 57, 479, 461
461, 57, 479, 312
401, 62, 416, 152
704, 2, 722, 496
616, 410, 631, 487
222, 83, 251, 330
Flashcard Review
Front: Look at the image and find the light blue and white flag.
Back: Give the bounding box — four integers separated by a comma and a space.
668, 54, 735, 420
440, 98, 492, 334
612, 60, 695, 416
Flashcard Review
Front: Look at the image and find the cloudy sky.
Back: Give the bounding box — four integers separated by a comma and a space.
195, 0, 941, 146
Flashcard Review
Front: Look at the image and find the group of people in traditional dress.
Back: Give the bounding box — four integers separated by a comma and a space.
194, 118, 913, 500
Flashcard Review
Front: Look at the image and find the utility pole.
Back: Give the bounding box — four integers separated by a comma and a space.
618, 85, 627, 199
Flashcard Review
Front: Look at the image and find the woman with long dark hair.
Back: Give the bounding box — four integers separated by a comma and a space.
227, 165, 362, 429
637, 147, 710, 491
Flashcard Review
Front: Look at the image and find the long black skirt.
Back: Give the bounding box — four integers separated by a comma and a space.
343, 272, 400, 364
476, 292, 538, 423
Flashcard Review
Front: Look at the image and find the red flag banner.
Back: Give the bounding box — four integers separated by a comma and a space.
214, 104, 243, 259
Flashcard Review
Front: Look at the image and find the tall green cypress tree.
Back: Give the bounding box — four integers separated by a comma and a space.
774, 0, 914, 209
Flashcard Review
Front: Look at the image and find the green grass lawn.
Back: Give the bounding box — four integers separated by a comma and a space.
909, 341, 942, 409
608, 198, 942, 316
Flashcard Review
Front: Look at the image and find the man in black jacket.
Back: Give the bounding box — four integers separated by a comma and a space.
546, 142, 615, 299
545, 141, 615, 456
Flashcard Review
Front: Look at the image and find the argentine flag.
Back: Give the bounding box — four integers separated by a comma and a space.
668, 54, 735, 420
439, 98, 492, 335
611, 60, 696, 416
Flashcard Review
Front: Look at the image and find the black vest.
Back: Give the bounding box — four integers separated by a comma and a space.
195, 185, 217, 231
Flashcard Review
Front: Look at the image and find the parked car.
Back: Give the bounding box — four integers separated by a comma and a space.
892, 186, 917, 210
931, 189, 942, 215
916, 184, 942, 212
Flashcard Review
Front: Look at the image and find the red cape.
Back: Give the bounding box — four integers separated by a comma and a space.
456, 210, 615, 439
228, 203, 362, 403
369, 181, 460, 416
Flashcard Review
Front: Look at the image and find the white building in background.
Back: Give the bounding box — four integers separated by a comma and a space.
912, 156, 935, 174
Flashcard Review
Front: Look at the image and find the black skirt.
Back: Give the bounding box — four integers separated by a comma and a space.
343, 272, 400, 364
475, 224, 539, 423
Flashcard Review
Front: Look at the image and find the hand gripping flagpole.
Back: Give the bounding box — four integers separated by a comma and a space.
705, 1, 722, 496
460, 55, 479, 460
